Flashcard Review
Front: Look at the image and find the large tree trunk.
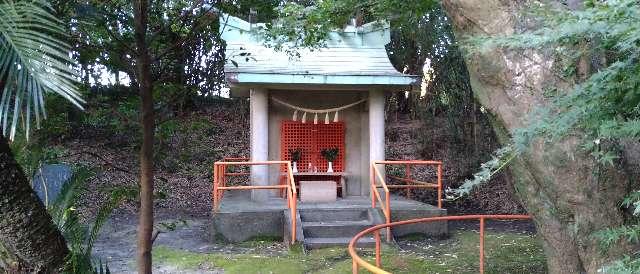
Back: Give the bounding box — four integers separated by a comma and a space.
133, 0, 155, 273
0, 133, 69, 272
441, 1, 631, 273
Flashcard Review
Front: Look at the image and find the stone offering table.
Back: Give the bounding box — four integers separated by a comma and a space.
299, 181, 337, 202
291, 172, 347, 198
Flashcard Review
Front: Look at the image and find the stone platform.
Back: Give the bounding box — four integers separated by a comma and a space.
212, 190, 447, 244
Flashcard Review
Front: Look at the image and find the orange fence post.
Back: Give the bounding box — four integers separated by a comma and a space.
217, 164, 223, 208
286, 161, 297, 244
220, 164, 226, 201
212, 163, 218, 212
292, 190, 297, 243
222, 164, 226, 188
375, 230, 382, 267
218, 165, 223, 207
371, 164, 376, 208
385, 193, 391, 242
479, 217, 485, 274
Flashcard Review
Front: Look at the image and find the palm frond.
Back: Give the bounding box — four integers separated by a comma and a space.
0, 0, 83, 141
47, 167, 121, 273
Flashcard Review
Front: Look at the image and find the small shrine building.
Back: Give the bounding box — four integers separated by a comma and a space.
222, 14, 418, 202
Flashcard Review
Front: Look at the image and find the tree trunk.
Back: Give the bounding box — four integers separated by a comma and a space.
133, 0, 155, 273
0, 133, 69, 272
441, 1, 630, 273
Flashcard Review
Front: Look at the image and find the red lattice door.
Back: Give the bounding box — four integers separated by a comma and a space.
281, 121, 345, 172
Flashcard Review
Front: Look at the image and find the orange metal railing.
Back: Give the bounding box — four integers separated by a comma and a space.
370, 160, 443, 241
348, 214, 532, 274
222, 157, 250, 161
212, 160, 298, 243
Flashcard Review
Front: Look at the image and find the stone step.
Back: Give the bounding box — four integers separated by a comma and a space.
302, 220, 373, 238
299, 209, 369, 222
304, 236, 376, 249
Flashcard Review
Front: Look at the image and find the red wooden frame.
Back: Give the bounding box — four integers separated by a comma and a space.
280, 120, 345, 172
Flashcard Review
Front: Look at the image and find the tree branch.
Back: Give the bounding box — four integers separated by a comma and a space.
151, 4, 220, 62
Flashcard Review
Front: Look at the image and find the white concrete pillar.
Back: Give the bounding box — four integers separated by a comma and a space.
250, 88, 269, 201
369, 89, 385, 167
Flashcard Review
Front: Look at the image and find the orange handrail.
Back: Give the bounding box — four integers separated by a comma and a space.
223, 157, 250, 161
371, 163, 391, 241
371, 160, 443, 241
212, 160, 297, 243
348, 214, 532, 274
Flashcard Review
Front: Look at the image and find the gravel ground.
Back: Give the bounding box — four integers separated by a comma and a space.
94, 213, 288, 273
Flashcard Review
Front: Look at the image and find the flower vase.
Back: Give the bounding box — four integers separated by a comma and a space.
327, 162, 334, 173
292, 161, 298, 173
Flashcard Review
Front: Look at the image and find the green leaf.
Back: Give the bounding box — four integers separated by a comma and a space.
0, 0, 83, 140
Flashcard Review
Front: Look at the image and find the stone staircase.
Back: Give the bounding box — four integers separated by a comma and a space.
299, 208, 383, 249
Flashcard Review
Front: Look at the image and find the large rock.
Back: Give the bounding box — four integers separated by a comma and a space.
441, 1, 630, 273
32, 164, 73, 206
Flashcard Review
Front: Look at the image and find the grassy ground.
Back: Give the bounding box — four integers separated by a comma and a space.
153, 229, 546, 274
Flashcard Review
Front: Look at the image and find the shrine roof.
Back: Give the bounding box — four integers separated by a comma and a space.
220, 14, 418, 90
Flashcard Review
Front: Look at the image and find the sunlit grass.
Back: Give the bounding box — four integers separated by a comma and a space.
153, 230, 546, 274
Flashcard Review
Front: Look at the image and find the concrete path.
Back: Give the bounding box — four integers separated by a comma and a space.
93, 215, 222, 273
93, 214, 286, 273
